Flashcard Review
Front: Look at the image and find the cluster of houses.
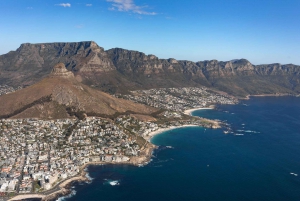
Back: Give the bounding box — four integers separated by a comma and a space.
118, 87, 238, 112
115, 115, 218, 138
116, 116, 159, 137
0, 86, 235, 196
0, 117, 142, 194
0, 85, 21, 96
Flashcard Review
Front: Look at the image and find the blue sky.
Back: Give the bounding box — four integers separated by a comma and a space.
0, 0, 300, 65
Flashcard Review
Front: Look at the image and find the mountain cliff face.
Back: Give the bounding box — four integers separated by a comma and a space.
0, 41, 114, 86
0, 41, 299, 97
106, 48, 300, 96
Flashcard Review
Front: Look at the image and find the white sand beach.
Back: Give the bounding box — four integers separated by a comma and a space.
183, 107, 213, 116
145, 125, 199, 142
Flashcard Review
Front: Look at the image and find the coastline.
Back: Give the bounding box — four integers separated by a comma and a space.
183, 106, 214, 116
8, 158, 155, 201
241, 93, 294, 100
144, 125, 200, 142
8, 175, 87, 201
8, 107, 215, 201
183, 107, 214, 116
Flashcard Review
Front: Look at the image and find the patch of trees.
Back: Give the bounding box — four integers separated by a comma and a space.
66, 106, 86, 120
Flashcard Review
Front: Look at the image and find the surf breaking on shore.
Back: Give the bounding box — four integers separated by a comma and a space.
8, 107, 218, 201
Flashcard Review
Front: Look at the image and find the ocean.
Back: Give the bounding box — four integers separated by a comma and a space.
61, 96, 300, 201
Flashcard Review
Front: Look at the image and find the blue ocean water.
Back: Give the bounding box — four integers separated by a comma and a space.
62, 96, 300, 201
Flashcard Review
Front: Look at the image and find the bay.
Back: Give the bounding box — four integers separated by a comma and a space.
62, 96, 300, 201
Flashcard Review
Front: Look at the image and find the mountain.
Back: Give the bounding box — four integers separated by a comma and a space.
0, 63, 156, 119
0, 41, 299, 97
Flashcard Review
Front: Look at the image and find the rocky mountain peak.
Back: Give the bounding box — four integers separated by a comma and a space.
1, 42, 300, 97
50, 63, 74, 78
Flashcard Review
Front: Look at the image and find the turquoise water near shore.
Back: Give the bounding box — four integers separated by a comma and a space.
62, 96, 300, 201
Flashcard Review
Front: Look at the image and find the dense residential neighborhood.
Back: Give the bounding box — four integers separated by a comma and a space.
0, 85, 21, 96
0, 116, 223, 196
0, 86, 237, 198
117, 87, 238, 112
0, 117, 142, 196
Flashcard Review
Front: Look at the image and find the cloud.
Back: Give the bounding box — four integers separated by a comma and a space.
55, 3, 71, 7
106, 0, 156, 15
27, 7, 33, 9
86, 4, 92, 6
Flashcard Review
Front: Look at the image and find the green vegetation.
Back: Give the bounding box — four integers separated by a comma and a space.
33, 180, 41, 192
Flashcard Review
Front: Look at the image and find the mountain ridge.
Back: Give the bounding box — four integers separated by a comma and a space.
0, 41, 299, 97
0, 63, 156, 119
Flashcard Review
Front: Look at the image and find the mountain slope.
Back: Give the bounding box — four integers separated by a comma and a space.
0, 63, 156, 119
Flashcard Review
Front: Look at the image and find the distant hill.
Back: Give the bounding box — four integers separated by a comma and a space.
0, 41, 299, 97
0, 63, 156, 119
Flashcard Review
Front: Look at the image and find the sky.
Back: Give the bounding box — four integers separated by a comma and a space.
0, 0, 300, 65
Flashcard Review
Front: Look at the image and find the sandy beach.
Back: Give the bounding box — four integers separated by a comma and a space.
144, 125, 199, 142
8, 107, 216, 201
145, 106, 220, 142
183, 107, 213, 116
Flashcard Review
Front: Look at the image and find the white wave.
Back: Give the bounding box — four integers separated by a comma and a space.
103, 179, 120, 186
235, 134, 244, 136
154, 159, 172, 164
236, 129, 260, 134
138, 158, 153, 167
56, 189, 77, 201
166, 146, 174, 149
290, 172, 298, 176
85, 172, 94, 182
109, 180, 120, 186
244, 130, 260, 133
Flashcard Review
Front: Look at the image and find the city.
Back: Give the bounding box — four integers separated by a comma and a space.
0, 86, 237, 199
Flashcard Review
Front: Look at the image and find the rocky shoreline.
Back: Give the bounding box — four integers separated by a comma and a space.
8, 143, 156, 201
240, 93, 295, 100
8, 107, 221, 201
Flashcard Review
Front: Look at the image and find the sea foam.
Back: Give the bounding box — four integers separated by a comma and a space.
56, 189, 77, 201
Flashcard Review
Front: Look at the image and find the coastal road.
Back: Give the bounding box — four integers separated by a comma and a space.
41, 185, 61, 195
